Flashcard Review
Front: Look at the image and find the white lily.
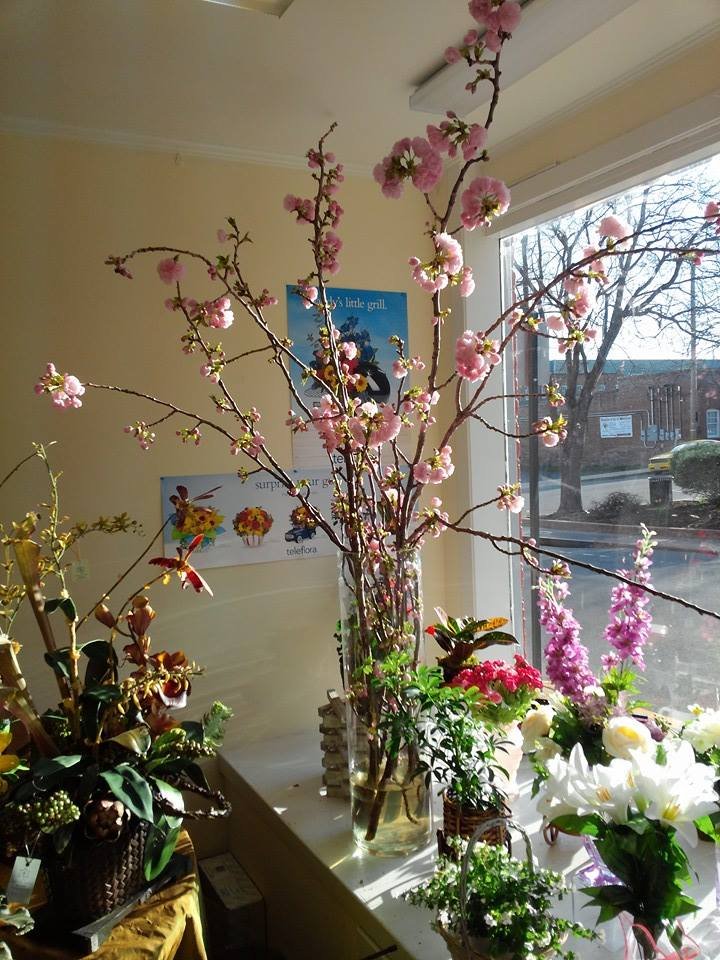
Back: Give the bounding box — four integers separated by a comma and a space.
538, 744, 634, 824
682, 708, 720, 755
630, 739, 718, 847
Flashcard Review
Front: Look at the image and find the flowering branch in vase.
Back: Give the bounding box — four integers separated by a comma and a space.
33, 0, 720, 850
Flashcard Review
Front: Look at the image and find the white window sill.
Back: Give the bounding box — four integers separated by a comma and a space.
219, 731, 720, 959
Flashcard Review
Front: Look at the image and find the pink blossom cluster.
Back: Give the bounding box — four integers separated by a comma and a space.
455, 330, 501, 382
34, 363, 85, 409
544, 382, 566, 408
157, 257, 186, 286
460, 176, 511, 230
230, 431, 265, 458
409, 232, 474, 296
253, 289, 279, 309
563, 277, 597, 320
538, 577, 598, 704
176, 426, 202, 446
124, 420, 156, 450
581, 244, 609, 283
469, 0, 522, 34
285, 410, 308, 434
413, 445, 454, 485
427, 112, 488, 162
348, 400, 402, 449
105, 255, 132, 279
283, 194, 316, 223
602, 527, 655, 671
166, 294, 235, 330
311, 395, 345, 454
297, 280, 319, 309
413, 496, 449, 540
705, 200, 720, 234
373, 137, 443, 199
532, 415, 567, 448
496, 483, 524, 513
318, 231, 343, 275
392, 355, 426, 379
450, 653, 542, 704
400, 385, 439, 422
598, 214, 632, 246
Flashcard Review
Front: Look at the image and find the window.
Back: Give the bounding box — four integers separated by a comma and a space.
504, 154, 720, 712
708, 409, 720, 439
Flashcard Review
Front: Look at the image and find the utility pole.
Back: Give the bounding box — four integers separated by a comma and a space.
689, 260, 698, 440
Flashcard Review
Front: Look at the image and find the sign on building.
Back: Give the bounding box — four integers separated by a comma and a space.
599, 414, 633, 439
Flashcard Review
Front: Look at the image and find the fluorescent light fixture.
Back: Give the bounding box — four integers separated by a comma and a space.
410, 0, 636, 116
199, 0, 295, 16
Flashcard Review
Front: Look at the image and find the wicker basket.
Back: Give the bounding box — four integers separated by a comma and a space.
439, 793, 510, 856
44, 817, 150, 926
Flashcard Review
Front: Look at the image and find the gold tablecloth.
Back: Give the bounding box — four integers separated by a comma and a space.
2, 832, 207, 960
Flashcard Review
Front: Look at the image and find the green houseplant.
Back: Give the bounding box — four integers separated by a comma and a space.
0, 445, 231, 926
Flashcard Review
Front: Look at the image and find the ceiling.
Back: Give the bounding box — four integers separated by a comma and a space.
1, 0, 719, 173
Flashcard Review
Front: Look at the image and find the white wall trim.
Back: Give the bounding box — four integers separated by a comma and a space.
0, 114, 370, 177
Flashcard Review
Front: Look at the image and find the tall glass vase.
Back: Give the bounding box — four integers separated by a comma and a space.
338, 548, 432, 856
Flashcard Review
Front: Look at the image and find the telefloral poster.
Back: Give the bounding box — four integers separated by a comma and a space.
286, 285, 408, 468
160, 470, 335, 569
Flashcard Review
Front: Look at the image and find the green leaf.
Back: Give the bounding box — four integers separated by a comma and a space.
100, 765, 154, 822
143, 815, 182, 881
32, 754, 82, 783
151, 777, 184, 815
551, 813, 604, 837
59, 597, 77, 622
110, 726, 151, 755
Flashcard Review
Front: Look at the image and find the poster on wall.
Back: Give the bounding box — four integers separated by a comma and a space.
160, 470, 336, 569
286, 285, 408, 469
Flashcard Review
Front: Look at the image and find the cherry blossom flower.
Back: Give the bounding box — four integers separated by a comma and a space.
157, 257, 186, 285
283, 194, 316, 223
444, 46, 462, 64
311, 395, 346, 454
413, 446, 454, 484
598, 214, 632, 245
427, 114, 488, 161
455, 331, 501, 381
497, 483, 524, 513
469, 0, 522, 32
545, 314, 566, 333
124, 420, 156, 450
458, 266, 475, 298
34, 363, 86, 409
348, 401, 401, 448
373, 137, 443, 199
460, 176, 511, 230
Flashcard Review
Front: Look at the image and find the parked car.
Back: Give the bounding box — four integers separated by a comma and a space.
648, 439, 720, 474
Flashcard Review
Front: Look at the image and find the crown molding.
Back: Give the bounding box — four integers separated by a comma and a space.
0, 114, 371, 178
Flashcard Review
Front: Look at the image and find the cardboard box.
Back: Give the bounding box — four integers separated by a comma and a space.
199, 853, 266, 958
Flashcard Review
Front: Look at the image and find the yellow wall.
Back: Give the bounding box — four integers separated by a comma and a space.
488, 33, 720, 186
0, 132, 446, 742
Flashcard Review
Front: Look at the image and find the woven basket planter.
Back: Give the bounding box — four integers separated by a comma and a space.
441, 793, 509, 845
44, 818, 150, 926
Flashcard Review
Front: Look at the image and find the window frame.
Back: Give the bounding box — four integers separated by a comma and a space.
462, 90, 720, 659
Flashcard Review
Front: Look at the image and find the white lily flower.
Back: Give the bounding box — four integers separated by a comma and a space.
630, 739, 718, 847
538, 744, 634, 824
682, 708, 720, 754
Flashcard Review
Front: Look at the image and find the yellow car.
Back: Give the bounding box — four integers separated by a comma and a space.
647, 440, 718, 474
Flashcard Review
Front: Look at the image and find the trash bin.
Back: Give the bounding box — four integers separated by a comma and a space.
649, 474, 673, 505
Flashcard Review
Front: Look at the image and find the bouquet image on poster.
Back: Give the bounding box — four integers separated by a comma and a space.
161, 471, 335, 568
287, 286, 408, 404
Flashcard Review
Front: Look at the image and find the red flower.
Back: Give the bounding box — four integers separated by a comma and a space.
149, 534, 213, 595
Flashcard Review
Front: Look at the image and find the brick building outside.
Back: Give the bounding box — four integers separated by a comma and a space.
532, 359, 720, 474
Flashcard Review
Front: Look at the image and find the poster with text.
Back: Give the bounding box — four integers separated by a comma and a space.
160, 470, 336, 569
286, 285, 408, 468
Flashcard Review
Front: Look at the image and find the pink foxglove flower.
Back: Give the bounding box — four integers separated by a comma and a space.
538, 577, 597, 704
602, 527, 655, 671
460, 176, 510, 230
157, 257, 186, 285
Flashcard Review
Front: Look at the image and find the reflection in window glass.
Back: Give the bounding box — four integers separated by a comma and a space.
507, 155, 720, 713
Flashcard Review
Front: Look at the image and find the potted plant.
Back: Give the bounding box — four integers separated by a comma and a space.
539, 739, 718, 958
0, 445, 231, 927
450, 654, 543, 795
404, 826, 597, 959
386, 663, 510, 848
425, 608, 517, 683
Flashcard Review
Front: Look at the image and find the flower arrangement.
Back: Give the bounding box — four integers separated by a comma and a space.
450, 654, 542, 726
425, 607, 517, 682
682, 705, 720, 771
32, 0, 720, 856
168, 483, 225, 547
289, 504, 318, 531
404, 834, 597, 960
0, 445, 231, 922
538, 740, 718, 957
523, 527, 665, 781
233, 506, 273, 546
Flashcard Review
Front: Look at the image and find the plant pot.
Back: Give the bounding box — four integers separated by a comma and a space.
44, 817, 150, 926
440, 793, 509, 850
437, 924, 558, 960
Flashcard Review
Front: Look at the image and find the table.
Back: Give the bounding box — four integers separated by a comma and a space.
1, 832, 207, 960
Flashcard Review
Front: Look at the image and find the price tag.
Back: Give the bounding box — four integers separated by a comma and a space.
5, 856, 41, 905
